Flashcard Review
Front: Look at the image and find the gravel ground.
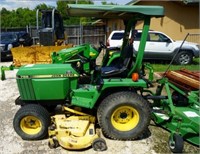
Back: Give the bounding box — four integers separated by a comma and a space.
0, 61, 199, 154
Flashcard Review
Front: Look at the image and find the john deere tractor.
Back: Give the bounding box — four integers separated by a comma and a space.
12, 4, 164, 151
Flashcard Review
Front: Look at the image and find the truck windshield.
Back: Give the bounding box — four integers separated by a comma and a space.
111, 32, 124, 40
1, 33, 17, 42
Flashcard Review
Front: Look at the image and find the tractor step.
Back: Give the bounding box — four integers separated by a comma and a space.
71, 85, 99, 108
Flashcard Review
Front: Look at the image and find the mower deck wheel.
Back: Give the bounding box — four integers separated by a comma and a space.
168, 133, 184, 153
92, 138, 107, 151
48, 138, 59, 149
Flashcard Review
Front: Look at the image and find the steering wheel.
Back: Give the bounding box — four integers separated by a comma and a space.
99, 41, 107, 49
97, 41, 107, 53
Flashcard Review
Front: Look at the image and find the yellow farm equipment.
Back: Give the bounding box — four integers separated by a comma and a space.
11, 45, 72, 67
48, 107, 107, 151
11, 9, 73, 67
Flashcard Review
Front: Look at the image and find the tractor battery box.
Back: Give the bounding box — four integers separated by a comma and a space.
16, 64, 79, 100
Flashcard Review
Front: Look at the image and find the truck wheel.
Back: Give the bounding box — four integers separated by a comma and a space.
13, 104, 50, 140
175, 51, 192, 65
168, 134, 184, 153
97, 91, 151, 140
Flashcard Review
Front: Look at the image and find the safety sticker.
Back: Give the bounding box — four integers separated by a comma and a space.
154, 113, 169, 120
183, 111, 199, 117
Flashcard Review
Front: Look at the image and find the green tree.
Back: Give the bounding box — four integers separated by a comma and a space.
0, 1, 95, 28
34, 3, 54, 10
1, 7, 9, 15
1, 8, 10, 28
102, 0, 116, 5
56, 0, 93, 25
1, 7, 36, 28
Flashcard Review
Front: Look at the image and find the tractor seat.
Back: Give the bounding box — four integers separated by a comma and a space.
101, 44, 134, 77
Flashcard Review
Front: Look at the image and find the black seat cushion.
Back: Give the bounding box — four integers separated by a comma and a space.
101, 45, 133, 77
101, 66, 127, 77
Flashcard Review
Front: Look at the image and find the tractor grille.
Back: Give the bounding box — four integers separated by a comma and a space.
17, 78, 36, 100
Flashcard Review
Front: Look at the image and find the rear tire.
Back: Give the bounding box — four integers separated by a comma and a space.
175, 51, 192, 65
97, 91, 151, 140
13, 104, 50, 140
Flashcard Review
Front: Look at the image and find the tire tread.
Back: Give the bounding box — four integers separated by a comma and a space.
13, 104, 50, 140
97, 91, 151, 140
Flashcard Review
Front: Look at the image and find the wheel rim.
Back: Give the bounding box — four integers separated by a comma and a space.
169, 139, 175, 150
111, 106, 139, 131
179, 54, 190, 64
20, 116, 42, 135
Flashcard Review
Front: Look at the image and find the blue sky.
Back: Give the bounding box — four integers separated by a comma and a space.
0, 0, 131, 10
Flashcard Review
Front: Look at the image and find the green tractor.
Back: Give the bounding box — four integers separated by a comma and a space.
12, 4, 165, 151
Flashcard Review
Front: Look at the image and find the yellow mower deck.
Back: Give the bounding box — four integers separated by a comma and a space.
48, 107, 107, 151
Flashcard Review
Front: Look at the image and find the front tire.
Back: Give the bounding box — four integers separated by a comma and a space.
13, 104, 50, 140
97, 91, 151, 140
175, 51, 193, 65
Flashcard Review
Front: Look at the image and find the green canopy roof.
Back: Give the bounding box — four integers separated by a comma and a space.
66, 4, 164, 19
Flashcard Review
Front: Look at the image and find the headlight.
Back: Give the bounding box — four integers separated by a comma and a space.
8, 44, 13, 50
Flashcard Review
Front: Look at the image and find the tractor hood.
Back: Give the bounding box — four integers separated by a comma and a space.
17, 64, 79, 78
16, 64, 79, 101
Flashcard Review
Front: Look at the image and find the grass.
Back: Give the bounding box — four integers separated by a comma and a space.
146, 58, 200, 72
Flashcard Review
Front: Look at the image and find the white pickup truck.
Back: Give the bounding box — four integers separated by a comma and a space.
107, 30, 200, 65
